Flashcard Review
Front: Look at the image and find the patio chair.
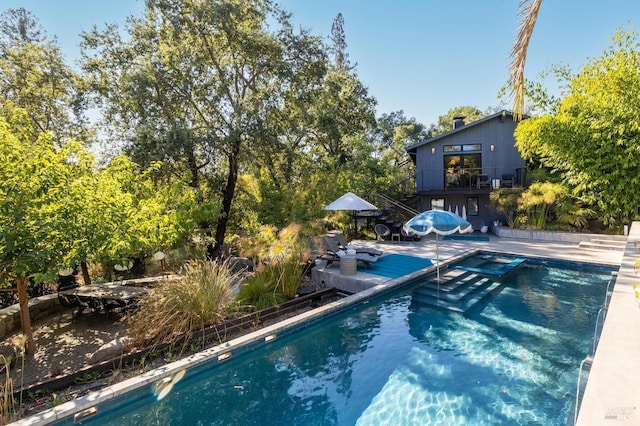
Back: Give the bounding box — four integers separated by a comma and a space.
102, 298, 130, 318
58, 293, 82, 323
501, 174, 515, 188
476, 174, 490, 189
321, 236, 379, 269
401, 227, 418, 241
374, 223, 391, 240
333, 233, 383, 256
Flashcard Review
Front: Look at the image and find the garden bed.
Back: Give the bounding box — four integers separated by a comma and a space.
15, 286, 350, 418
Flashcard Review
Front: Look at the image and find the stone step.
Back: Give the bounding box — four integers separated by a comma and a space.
460, 280, 506, 312
414, 270, 475, 295
579, 240, 627, 252
588, 238, 627, 244
413, 273, 504, 312
415, 276, 485, 300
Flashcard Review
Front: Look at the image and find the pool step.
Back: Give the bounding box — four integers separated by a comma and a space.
452, 255, 527, 277
412, 270, 506, 313
578, 237, 627, 252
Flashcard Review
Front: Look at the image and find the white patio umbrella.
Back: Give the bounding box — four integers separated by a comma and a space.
324, 192, 378, 239
403, 210, 472, 298
462, 205, 467, 221
454, 205, 459, 216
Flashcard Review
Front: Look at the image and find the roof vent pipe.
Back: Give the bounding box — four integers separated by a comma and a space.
453, 116, 466, 129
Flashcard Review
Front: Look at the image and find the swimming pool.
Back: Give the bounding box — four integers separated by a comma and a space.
51, 255, 615, 425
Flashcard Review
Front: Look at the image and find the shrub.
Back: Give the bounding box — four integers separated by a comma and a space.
235, 259, 303, 312
235, 277, 285, 312
127, 259, 238, 347
489, 189, 522, 228
518, 182, 565, 229
554, 193, 595, 230
236, 223, 310, 265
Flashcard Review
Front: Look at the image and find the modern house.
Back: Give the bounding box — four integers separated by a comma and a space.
406, 110, 526, 228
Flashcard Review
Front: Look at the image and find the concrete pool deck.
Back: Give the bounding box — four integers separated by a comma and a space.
16, 227, 637, 425
314, 228, 638, 425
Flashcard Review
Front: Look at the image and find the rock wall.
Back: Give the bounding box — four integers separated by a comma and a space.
0, 294, 60, 339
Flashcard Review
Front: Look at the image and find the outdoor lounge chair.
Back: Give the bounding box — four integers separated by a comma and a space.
321, 236, 379, 268
333, 233, 383, 256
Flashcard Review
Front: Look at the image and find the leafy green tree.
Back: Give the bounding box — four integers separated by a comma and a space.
0, 7, 44, 48
0, 112, 91, 353
69, 156, 204, 277
330, 13, 349, 70
0, 8, 89, 145
514, 28, 640, 227
429, 106, 486, 136
376, 110, 428, 151
309, 67, 377, 167
0, 108, 196, 352
224, 9, 381, 233
307, 12, 376, 168
81, 0, 327, 258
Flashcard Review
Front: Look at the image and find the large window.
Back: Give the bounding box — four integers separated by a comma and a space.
444, 154, 482, 187
431, 198, 445, 210
466, 197, 479, 216
443, 144, 482, 153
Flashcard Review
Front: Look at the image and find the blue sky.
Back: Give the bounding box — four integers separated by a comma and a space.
3, 0, 640, 126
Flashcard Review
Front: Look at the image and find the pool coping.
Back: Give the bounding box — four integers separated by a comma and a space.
575, 223, 640, 425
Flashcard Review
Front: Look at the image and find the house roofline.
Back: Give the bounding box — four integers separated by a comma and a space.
406, 110, 526, 153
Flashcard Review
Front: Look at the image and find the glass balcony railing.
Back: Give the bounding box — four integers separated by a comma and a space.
416, 167, 527, 192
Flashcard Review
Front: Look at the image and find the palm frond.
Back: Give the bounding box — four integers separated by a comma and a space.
508, 0, 543, 121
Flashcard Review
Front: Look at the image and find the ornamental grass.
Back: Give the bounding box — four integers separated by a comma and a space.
128, 259, 240, 347
235, 258, 303, 312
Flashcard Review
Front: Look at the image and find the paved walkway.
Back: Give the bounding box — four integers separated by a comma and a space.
314, 233, 622, 292
576, 224, 640, 425
315, 230, 635, 425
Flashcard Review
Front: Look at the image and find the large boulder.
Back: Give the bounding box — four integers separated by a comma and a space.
88, 336, 134, 364
228, 257, 254, 274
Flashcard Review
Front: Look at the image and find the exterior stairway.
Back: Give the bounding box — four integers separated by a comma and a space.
366, 193, 419, 239
578, 235, 628, 252
411, 268, 507, 313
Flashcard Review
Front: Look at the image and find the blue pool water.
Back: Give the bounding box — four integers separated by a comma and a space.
65, 257, 614, 425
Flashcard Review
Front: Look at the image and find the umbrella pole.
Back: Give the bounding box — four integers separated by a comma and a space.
436, 234, 440, 301
353, 211, 357, 240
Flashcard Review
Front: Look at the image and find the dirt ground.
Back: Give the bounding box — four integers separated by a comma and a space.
1, 310, 129, 388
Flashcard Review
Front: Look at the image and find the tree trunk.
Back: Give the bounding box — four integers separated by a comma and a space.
16, 277, 35, 354
211, 144, 240, 259
80, 261, 91, 285
186, 146, 200, 190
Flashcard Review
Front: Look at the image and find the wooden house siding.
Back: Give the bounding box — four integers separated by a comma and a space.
409, 111, 525, 192
405, 111, 527, 227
